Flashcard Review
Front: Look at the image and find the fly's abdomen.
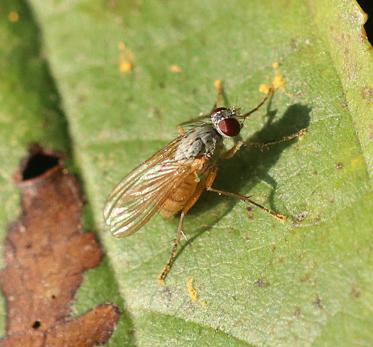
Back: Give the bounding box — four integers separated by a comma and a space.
160, 173, 199, 218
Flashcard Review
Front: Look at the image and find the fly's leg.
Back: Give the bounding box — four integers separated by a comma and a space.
178, 126, 186, 136
158, 167, 218, 283
245, 128, 307, 151
222, 128, 306, 159
206, 185, 286, 222
222, 140, 244, 159
210, 79, 225, 111
177, 80, 226, 130
238, 88, 274, 121
159, 211, 186, 284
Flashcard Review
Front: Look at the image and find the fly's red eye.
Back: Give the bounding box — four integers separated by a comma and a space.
217, 118, 241, 137
214, 107, 228, 113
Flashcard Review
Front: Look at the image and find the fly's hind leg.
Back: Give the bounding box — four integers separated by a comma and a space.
205, 165, 286, 222
159, 211, 186, 284
206, 186, 287, 222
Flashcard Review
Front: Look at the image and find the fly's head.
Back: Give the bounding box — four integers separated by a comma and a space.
211, 107, 241, 138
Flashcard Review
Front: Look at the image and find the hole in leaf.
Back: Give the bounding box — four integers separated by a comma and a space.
357, 0, 373, 45
32, 320, 41, 329
22, 152, 60, 180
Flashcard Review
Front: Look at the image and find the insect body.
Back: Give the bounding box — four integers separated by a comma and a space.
104, 84, 302, 282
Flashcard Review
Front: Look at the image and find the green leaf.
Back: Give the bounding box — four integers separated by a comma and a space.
0, 1, 132, 345
2, 0, 373, 346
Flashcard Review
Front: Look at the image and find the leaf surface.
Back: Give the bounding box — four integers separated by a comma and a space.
2, 0, 373, 346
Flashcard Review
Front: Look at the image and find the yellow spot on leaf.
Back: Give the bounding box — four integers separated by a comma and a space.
273, 73, 285, 90
259, 62, 285, 94
8, 11, 19, 23
118, 41, 126, 51
187, 278, 198, 302
119, 61, 133, 74
200, 299, 208, 307
169, 64, 182, 73
351, 156, 364, 169
118, 40, 134, 74
259, 83, 272, 95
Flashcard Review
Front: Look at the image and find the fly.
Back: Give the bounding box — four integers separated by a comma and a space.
103, 81, 305, 283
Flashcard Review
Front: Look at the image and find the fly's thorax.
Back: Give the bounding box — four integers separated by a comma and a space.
174, 124, 222, 161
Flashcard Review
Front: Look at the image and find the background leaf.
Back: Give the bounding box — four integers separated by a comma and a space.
1, 0, 372, 346
0, 1, 133, 345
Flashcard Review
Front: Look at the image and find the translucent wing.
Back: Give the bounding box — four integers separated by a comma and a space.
103, 136, 195, 237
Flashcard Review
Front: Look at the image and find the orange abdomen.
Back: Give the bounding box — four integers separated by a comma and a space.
160, 173, 200, 218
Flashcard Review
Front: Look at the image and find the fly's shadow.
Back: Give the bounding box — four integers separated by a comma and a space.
177, 102, 311, 256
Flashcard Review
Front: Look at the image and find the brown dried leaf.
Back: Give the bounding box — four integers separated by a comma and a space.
0, 148, 120, 347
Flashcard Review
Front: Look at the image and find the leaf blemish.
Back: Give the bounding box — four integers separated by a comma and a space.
294, 211, 309, 224
169, 64, 182, 73
254, 278, 270, 288
118, 41, 134, 74
0, 146, 120, 346
312, 295, 323, 309
356, 0, 373, 45
187, 278, 199, 302
18, 145, 61, 181
350, 286, 361, 298
361, 86, 373, 102
8, 11, 19, 23
259, 61, 286, 95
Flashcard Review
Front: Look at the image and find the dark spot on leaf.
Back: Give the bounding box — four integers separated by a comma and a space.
312, 295, 323, 309
336, 162, 344, 169
294, 307, 301, 317
152, 107, 162, 118
294, 211, 308, 224
246, 206, 254, 219
0, 147, 121, 346
300, 272, 312, 283
357, 0, 373, 45
22, 151, 59, 180
255, 278, 269, 288
350, 286, 361, 298
361, 86, 373, 102
32, 320, 41, 329
277, 256, 285, 264
17, 145, 61, 182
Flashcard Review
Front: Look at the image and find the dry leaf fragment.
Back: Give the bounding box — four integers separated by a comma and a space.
0, 146, 120, 347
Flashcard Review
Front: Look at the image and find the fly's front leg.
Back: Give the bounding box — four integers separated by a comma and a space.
222, 128, 306, 159
221, 139, 244, 159
177, 126, 186, 136
210, 79, 225, 111
245, 128, 307, 151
